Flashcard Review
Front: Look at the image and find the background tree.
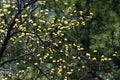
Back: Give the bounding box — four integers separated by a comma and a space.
75, 0, 120, 79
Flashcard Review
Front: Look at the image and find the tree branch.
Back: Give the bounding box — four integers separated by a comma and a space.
0, 0, 38, 61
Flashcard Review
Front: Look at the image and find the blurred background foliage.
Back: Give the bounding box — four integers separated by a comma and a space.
75, 0, 120, 79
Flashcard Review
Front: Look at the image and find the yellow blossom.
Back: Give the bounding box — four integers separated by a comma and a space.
62, 60, 66, 63
81, 21, 85, 26
77, 57, 81, 59
101, 55, 104, 58
104, 58, 108, 61
72, 56, 76, 59
63, 65, 66, 68
92, 57, 97, 61
33, 23, 37, 26
93, 50, 97, 53
89, 12, 93, 16
101, 58, 105, 61
64, 21, 68, 25
36, 54, 40, 57
86, 53, 90, 56
67, 71, 72, 75
108, 58, 112, 61
80, 48, 84, 50
79, 11, 83, 16
82, 65, 85, 68
78, 68, 80, 71
52, 60, 56, 63
4, 4, 11, 8
34, 63, 38, 65
113, 54, 116, 56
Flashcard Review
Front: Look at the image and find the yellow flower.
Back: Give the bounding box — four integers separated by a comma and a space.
3, 9, 8, 13
57, 60, 60, 62
82, 65, 85, 68
62, 60, 66, 63
72, 56, 76, 59
73, 43, 76, 46
12, 5, 15, 9
80, 48, 84, 50
34, 13, 39, 17
29, 19, 33, 23
64, 76, 67, 80
53, 43, 58, 46
16, 63, 20, 65
77, 57, 81, 59
64, 2, 68, 5
27, 67, 31, 70
28, 57, 31, 60
39, 58, 42, 60
59, 59, 62, 61
113, 54, 116, 56
101, 58, 104, 61
77, 46, 80, 48
78, 68, 80, 71
57, 68, 62, 75
63, 65, 66, 68
37, 41, 39, 44
16, 73, 19, 76
23, 61, 26, 63
64, 38, 67, 41
101, 55, 104, 58
86, 53, 90, 56
50, 70, 54, 74
52, 60, 56, 63
34, 63, 38, 65
108, 58, 112, 61
93, 50, 97, 53
64, 21, 68, 25
50, 56, 53, 59
0, 30, 5, 33
0, 14, 4, 17
79, 11, 83, 16
33, 23, 37, 26
65, 53, 69, 56
21, 70, 25, 73
89, 12, 93, 16
4, 4, 11, 8
44, 55, 48, 59
47, 28, 52, 31
104, 58, 108, 61
15, 18, 19, 22
67, 71, 72, 75
55, 0, 59, 2
58, 41, 62, 44
81, 21, 85, 26
46, 53, 49, 56
92, 57, 97, 61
